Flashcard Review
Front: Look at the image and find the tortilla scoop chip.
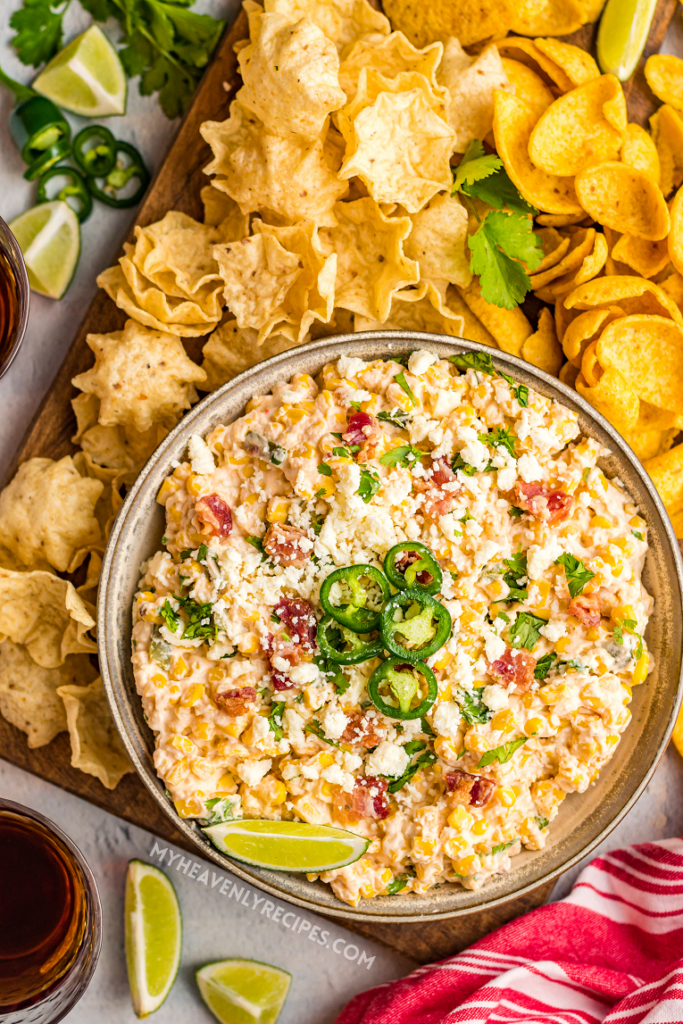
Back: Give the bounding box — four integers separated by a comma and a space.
382, 0, 512, 48
508, 0, 584, 38
456, 279, 532, 356
528, 76, 626, 178
521, 307, 563, 375
201, 320, 300, 391
643, 442, 683, 515
645, 55, 683, 112
562, 305, 624, 367
405, 192, 471, 287
534, 38, 600, 88
200, 186, 249, 239
0, 568, 96, 668
339, 31, 443, 104
596, 314, 683, 415
565, 275, 683, 325
0, 641, 97, 748
575, 162, 670, 241
648, 105, 683, 198
612, 233, 670, 279
0, 457, 102, 574
57, 678, 132, 790
437, 41, 509, 155
501, 58, 555, 120
575, 366, 640, 433
73, 392, 169, 474
268, 0, 390, 53
354, 279, 465, 337
98, 265, 218, 338
493, 90, 583, 215
621, 123, 660, 184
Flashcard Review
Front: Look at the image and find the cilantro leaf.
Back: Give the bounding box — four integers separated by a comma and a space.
246, 535, 265, 554
159, 599, 179, 633
317, 462, 332, 476
632, 529, 644, 541
514, 384, 529, 407
377, 409, 410, 429
10, 0, 67, 67
509, 505, 525, 518
555, 552, 595, 598
460, 686, 492, 725
478, 736, 527, 768
480, 426, 518, 460
203, 795, 240, 825
197, 542, 208, 563
452, 140, 502, 193
174, 593, 217, 641
535, 816, 549, 830
357, 468, 381, 503
451, 453, 479, 477
501, 550, 528, 602
393, 370, 417, 406
465, 167, 537, 215
491, 839, 518, 855
268, 701, 285, 741
314, 654, 349, 694
384, 872, 414, 894
508, 612, 546, 651
387, 749, 437, 793
534, 652, 557, 680
613, 618, 644, 660
180, 548, 193, 559
304, 719, 342, 748
469, 211, 543, 310
449, 351, 495, 376
379, 444, 423, 469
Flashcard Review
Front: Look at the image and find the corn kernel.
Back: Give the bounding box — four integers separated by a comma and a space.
151, 673, 167, 688
181, 683, 205, 708
225, 721, 242, 738
208, 666, 226, 684
156, 477, 179, 505
167, 683, 181, 704
538, 682, 568, 705
170, 734, 194, 753
524, 716, 545, 737
238, 634, 259, 655
497, 786, 516, 807
266, 497, 289, 524
171, 656, 190, 680
629, 515, 645, 529
432, 650, 451, 673
591, 515, 613, 529
317, 752, 335, 768
187, 473, 207, 497
464, 730, 489, 755
175, 796, 203, 818
320, 781, 333, 798
437, 679, 453, 700
472, 818, 489, 836
166, 758, 189, 785
554, 636, 571, 654
448, 806, 473, 830
632, 651, 649, 686
194, 722, 210, 740
434, 736, 462, 763
454, 855, 479, 877
284, 407, 307, 424
412, 837, 436, 857
586, 627, 601, 641
491, 709, 516, 734
444, 836, 469, 858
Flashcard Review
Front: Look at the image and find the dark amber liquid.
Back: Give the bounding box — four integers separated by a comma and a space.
0, 812, 87, 1009
0, 246, 21, 375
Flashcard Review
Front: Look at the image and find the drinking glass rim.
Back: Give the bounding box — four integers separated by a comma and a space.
0, 215, 30, 382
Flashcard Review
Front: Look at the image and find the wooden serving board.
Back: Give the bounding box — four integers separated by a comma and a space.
0, 0, 677, 964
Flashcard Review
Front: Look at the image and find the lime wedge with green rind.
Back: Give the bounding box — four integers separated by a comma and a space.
9, 200, 80, 299
125, 859, 182, 1019
597, 0, 658, 81
196, 959, 291, 1024
203, 819, 369, 872
33, 25, 126, 116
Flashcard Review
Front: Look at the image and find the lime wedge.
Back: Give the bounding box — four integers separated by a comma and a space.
597, 0, 658, 81
33, 25, 126, 116
203, 819, 369, 871
196, 959, 291, 1024
9, 200, 80, 299
125, 859, 182, 1019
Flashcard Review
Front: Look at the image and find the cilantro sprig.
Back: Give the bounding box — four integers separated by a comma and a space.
357, 468, 381, 503
379, 444, 423, 469
448, 352, 528, 406
452, 140, 543, 309
480, 426, 518, 460
501, 550, 528, 602
268, 701, 285, 741
508, 612, 546, 651
377, 409, 410, 429
613, 618, 644, 660
393, 371, 417, 406
478, 736, 527, 768
387, 747, 437, 793
555, 552, 595, 598
460, 686, 492, 725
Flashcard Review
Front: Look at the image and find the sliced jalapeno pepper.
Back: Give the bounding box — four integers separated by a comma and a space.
380, 589, 451, 663
317, 614, 383, 664
384, 541, 443, 596
320, 565, 390, 634
368, 657, 437, 719
85, 141, 150, 209
73, 125, 117, 178
23, 138, 72, 182
1, 66, 72, 170
37, 166, 93, 223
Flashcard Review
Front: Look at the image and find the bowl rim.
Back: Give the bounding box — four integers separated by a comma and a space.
99, 330, 683, 922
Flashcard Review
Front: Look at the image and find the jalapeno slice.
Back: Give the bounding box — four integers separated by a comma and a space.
380, 589, 451, 663
85, 141, 150, 208
319, 565, 390, 634
383, 541, 443, 596
36, 166, 93, 222
73, 125, 117, 178
317, 614, 383, 664
23, 138, 72, 182
368, 657, 437, 719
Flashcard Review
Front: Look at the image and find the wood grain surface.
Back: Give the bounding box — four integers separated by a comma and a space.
0, 0, 675, 962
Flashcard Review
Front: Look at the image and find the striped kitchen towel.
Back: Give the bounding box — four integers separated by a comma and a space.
336, 839, 683, 1024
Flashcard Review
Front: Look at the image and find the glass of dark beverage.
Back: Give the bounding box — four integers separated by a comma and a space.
0, 216, 30, 381
0, 799, 102, 1024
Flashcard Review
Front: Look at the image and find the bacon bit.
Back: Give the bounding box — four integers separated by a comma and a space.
263, 523, 311, 567
334, 777, 389, 824
195, 494, 232, 537
343, 411, 381, 464
514, 482, 573, 525
341, 712, 384, 749
445, 770, 495, 807
488, 647, 537, 693
568, 592, 601, 626
215, 686, 256, 715
413, 457, 460, 518
275, 598, 317, 652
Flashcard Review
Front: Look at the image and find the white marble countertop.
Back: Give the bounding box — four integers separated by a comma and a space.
2, 3, 683, 1020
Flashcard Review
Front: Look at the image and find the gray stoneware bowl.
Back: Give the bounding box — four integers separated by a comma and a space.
99, 331, 683, 923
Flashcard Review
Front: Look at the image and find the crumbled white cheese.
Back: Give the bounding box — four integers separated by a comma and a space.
235, 758, 271, 787
321, 763, 354, 792
320, 702, 349, 740
527, 538, 563, 579
518, 453, 543, 482
248, 715, 271, 745
301, 763, 320, 780
187, 434, 216, 475
432, 701, 461, 739
483, 684, 508, 711
340, 750, 363, 772
337, 355, 366, 378
460, 437, 490, 472
540, 618, 567, 642
283, 709, 306, 747
365, 741, 409, 778
497, 466, 517, 492
288, 662, 319, 685
485, 630, 506, 663
408, 349, 437, 376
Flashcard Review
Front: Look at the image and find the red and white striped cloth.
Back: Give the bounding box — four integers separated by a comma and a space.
336, 839, 683, 1024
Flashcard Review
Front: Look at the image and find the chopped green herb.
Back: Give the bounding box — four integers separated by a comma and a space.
393, 370, 417, 406
357, 468, 381, 503
311, 513, 325, 535
501, 550, 528, 602
480, 426, 519, 460
304, 720, 342, 748
613, 618, 644, 660
174, 593, 217, 641
268, 701, 285, 741
377, 409, 410, 429
508, 505, 524, 518
460, 686, 492, 725
508, 612, 546, 651
159, 599, 179, 633
317, 462, 332, 476
270, 613, 281, 624
203, 796, 240, 824
379, 444, 423, 469
491, 839, 517, 855
421, 717, 436, 737
468, 210, 543, 310
632, 529, 644, 541
403, 740, 426, 756
534, 652, 557, 680
582, 467, 591, 482
384, 872, 414, 894
514, 384, 529, 407
332, 447, 353, 459
449, 351, 496, 376
555, 552, 595, 598
535, 816, 549, 830
314, 654, 349, 694
246, 535, 265, 554
451, 453, 478, 476
180, 548, 192, 559
197, 543, 208, 563
161, 535, 168, 544
349, 400, 363, 413
478, 736, 527, 768
387, 749, 437, 793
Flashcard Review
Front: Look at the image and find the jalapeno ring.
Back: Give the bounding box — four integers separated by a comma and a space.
368, 657, 437, 719
85, 141, 150, 209
73, 125, 117, 178
36, 165, 93, 222
380, 589, 451, 663
383, 541, 443, 596
317, 614, 383, 664
319, 565, 390, 634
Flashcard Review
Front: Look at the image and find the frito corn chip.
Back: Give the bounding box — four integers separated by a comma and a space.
72, 320, 205, 433
508, 0, 584, 38
530, 228, 595, 289
501, 58, 555, 119
575, 162, 670, 241
201, 103, 348, 226
0, 642, 97, 749
643, 442, 683, 514
215, 219, 336, 342
339, 85, 454, 213
564, 275, 683, 323
57, 678, 132, 790
623, 401, 683, 460
98, 261, 221, 337
621, 123, 660, 183
597, 314, 683, 415
200, 186, 250, 238
534, 38, 599, 88
493, 90, 583, 214
496, 38, 574, 93
339, 31, 442, 102
354, 278, 465, 336
555, 295, 579, 341
521, 307, 563, 375
436, 40, 509, 153
404, 192, 471, 287
561, 305, 624, 367
321, 198, 419, 321
382, 0, 512, 48
645, 54, 683, 112
649, 104, 683, 198
660, 268, 683, 307
559, 361, 579, 387
534, 229, 570, 272
536, 212, 590, 227
201, 321, 301, 391
669, 508, 683, 539
266, 0, 390, 53
576, 367, 639, 433
612, 233, 670, 279
441, 287, 497, 347
575, 230, 608, 285
0, 457, 102, 573
0, 568, 96, 668
529, 76, 626, 177
668, 184, 683, 276
456, 279, 532, 356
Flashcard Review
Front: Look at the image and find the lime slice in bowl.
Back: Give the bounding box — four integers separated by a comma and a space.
125, 859, 182, 1019
597, 0, 658, 81
33, 25, 126, 116
203, 819, 369, 871
196, 959, 291, 1024
9, 200, 80, 299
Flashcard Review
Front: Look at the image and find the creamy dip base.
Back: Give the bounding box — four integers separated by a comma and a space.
132, 351, 651, 907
